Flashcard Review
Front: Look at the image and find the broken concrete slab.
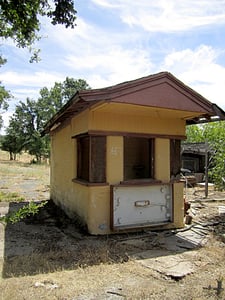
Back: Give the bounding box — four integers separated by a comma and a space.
218, 206, 225, 215
120, 223, 210, 255
0, 223, 5, 276
219, 234, 225, 243
0, 202, 9, 217
145, 225, 208, 252
133, 250, 206, 280
171, 227, 208, 249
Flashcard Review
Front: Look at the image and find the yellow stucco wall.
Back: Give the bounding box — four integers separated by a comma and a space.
50, 114, 90, 226
172, 182, 185, 228
88, 186, 111, 234
90, 104, 186, 137
71, 110, 89, 134
50, 124, 74, 204
50, 102, 186, 234
155, 138, 170, 182
106, 136, 123, 184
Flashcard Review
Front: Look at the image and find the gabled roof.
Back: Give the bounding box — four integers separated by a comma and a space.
181, 142, 213, 155
43, 72, 225, 134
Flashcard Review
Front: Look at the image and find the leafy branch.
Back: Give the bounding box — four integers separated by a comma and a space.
0, 201, 47, 224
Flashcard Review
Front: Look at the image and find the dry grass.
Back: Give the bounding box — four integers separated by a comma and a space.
0, 150, 35, 163
0, 150, 50, 180
0, 150, 50, 201
0, 191, 24, 202
1, 250, 225, 300
3, 241, 129, 278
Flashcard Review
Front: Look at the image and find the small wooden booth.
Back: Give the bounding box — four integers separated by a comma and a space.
43, 72, 225, 234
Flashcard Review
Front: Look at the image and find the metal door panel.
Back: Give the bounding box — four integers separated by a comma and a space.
112, 184, 172, 230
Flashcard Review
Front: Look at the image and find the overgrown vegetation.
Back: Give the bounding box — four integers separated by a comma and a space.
0, 189, 47, 224
186, 121, 225, 190
0, 201, 47, 224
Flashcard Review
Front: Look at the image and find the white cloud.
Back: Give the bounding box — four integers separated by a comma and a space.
91, 0, 225, 32
63, 46, 153, 87
0, 111, 13, 135
1, 71, 64, 88
43, 17, 100, 50
46, 16, 154, 88
91, 0, 120, 8
162, 45, 220, 77
161, 45, 225, 110
0, 70, 67, 106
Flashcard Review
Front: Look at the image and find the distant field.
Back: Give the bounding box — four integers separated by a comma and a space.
0, 150, 36, 163
0, 150, 50, 201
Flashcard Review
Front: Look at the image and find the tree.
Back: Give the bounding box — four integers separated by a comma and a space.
1, 78, 90, 161
1, 109, 30, 160
203, 122, 225, 190
1, 99, 35, 160
185, 125, 204, 143
0, 58, 10, 129
0, 84, 10, 129
185, 122, 225, 190
4, 98, 49, 162
36, 77, 90, 131
0, 0, 77, 61
1, 131, 22, 160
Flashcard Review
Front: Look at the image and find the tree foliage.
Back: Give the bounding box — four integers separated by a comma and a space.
186, 122, 225, 190
0, 0, 77, 60
2, 98, 46, 161
37, 77, 90, 128
0, 58, 10, 129
1, 129, 22, 160
1, 78, 90, 161
0, 84, 10, 129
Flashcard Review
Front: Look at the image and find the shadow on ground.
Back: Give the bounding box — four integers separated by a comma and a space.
2, 200, 224, 278
2, 200, 128, 278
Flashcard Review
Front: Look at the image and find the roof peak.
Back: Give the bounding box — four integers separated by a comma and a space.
43, 72, 225, 134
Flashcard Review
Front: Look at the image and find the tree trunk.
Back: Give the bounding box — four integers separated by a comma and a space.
9, 152, 13, 160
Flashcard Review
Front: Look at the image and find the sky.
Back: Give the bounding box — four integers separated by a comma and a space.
1, 0, 225, 133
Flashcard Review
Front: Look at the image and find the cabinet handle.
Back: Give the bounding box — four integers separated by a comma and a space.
135, 200, 150, 207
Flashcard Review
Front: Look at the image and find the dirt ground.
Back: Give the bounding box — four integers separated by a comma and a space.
0, 153, 225, 299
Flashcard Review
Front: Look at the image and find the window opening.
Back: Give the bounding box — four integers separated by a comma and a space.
124, 137, 154, 180
77, 135, 106, 183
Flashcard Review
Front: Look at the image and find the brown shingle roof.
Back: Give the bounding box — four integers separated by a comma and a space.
43, 72, 225, 134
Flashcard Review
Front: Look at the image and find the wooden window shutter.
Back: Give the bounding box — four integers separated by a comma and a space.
149, 138, 155, 178
170, 139, 181, 177
77, 136, 90, 181
90, 136, 106, 183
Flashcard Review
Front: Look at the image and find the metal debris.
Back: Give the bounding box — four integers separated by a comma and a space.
34, 280, 59, 290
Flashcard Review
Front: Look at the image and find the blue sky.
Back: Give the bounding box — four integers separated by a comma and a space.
1, 0, 225, 133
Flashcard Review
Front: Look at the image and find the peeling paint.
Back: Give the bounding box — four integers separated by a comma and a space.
98, 223, 108, 230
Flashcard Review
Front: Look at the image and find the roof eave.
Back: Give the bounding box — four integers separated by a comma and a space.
42, 72, 225, 134
186, 103, 225, 125
42, 92, 80, 135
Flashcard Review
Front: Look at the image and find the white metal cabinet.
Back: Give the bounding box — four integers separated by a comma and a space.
111, 184, 172, 230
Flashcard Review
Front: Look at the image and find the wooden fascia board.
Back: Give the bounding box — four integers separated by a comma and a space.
80, 72, 214, 114
43, 72, 225, 134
